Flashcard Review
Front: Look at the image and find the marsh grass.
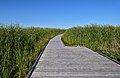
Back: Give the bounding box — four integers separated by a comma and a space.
0, 24, 65, 78
62, 24, 120, 61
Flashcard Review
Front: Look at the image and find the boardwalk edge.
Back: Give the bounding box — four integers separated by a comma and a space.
88, 48, 120, 65
26, 38, 51, 78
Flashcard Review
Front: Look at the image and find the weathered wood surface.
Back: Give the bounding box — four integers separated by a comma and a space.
31, 35, 120, 78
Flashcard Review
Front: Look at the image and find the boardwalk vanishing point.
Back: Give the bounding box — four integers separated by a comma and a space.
31, 35, 120, 78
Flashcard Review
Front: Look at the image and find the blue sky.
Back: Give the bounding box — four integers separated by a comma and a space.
0, 0, 120, 28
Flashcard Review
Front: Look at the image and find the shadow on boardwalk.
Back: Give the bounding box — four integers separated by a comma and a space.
31, 35, 120, 78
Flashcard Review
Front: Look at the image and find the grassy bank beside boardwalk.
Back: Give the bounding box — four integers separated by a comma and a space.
62, 24, 120, 61
0, 24, 65, 78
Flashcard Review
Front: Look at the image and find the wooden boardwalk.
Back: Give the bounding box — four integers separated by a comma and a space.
31, 35, 120, 78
